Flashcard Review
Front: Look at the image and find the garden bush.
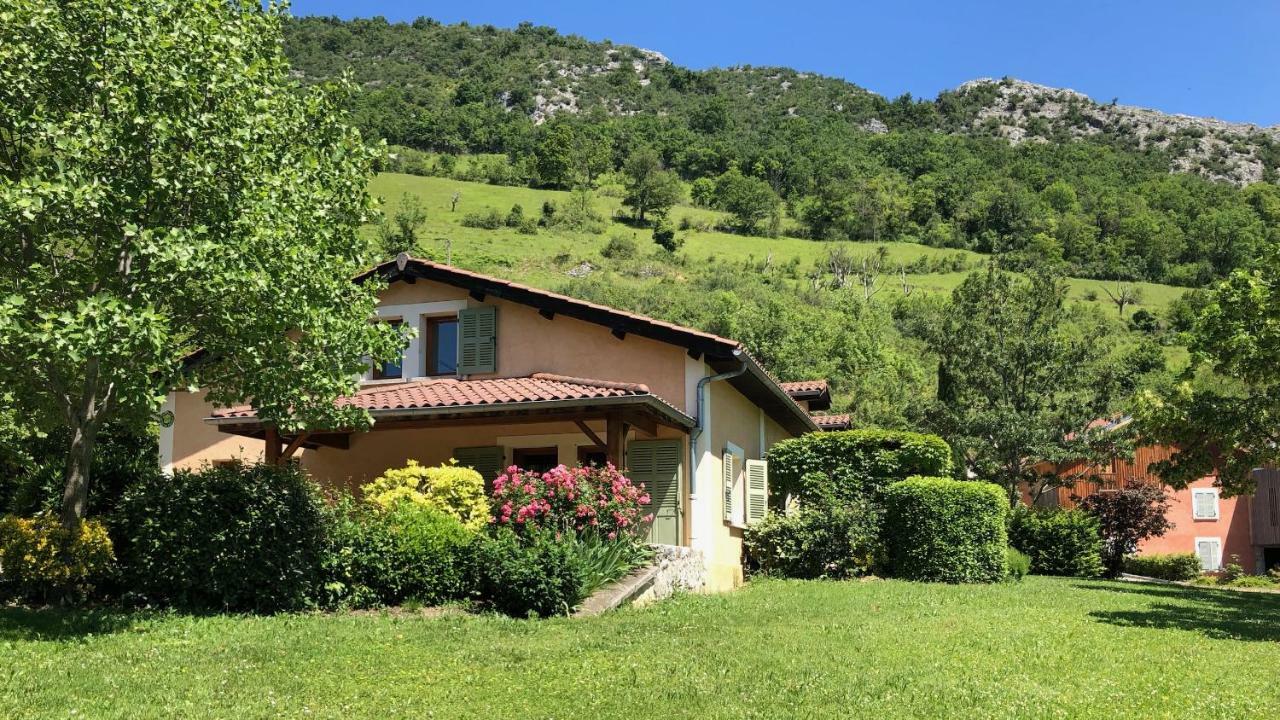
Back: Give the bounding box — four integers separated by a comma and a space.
111, 461, 328, 612
1005, 548, 1031, 581
362, 460, 489, 530
461, 207, 505, 229
766, 429, 953, 505
744, 491, 879, 579
477, 529, 584, 618
1078, 484, 1172, 577
1122, 553, 1201, 581
323, 498, 478, 608
0, 513, 115, 603
1007, 505, 1104, 577
490, 463, 652, 538
881, 477, 1008, 583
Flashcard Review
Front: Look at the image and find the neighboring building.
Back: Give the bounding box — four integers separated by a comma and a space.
1036, 443, 1280, 574
162, 255, 818, 591
779, 380, 851, 431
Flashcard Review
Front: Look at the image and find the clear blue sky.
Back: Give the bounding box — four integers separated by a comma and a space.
289, 0, 1280, 126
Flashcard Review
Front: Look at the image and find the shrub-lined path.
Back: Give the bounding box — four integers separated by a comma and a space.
3, 577, 1278, 719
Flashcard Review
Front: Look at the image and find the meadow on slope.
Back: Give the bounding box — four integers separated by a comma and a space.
369, 172, 1187, 312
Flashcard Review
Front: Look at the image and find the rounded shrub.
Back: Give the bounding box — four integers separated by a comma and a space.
881, 476, 1008, 583
477, 529, 584, 618
1122, 553, 1202, 582
322, 497, 479, 609
743, 495, 879, 579
1007, 505, 1104, 577
766, 430, 953, 505
362, 460, 489, 530
112, 461, 328, 612
0, 513, 115, 603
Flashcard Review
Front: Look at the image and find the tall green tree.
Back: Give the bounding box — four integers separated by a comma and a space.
621, 147, 682, 223
910, 266, 1130, 501
0, 0, 401, 525
714, 168, 780, 235
1138, 244, 1280, 495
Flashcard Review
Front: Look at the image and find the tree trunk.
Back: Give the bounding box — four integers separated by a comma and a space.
60, 404, 100, 529
60, 363, 103, 529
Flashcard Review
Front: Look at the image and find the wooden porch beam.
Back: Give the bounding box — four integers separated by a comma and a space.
574, 419, 606, 447
280, 431, 311, 461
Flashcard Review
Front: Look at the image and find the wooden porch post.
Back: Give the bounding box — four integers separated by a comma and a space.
605, 414, 630, 470
264, 426, 281, 466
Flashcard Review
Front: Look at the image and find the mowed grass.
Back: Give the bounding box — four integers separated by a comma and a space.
369, 173, 1188, 312
3, 577, 1278, 719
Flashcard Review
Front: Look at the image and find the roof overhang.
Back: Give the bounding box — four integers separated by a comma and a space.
207, 393, 696, 442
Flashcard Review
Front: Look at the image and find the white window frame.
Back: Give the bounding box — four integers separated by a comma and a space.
725, 441, 746, 528
1195, 536, 1222, 571
1191, 488, 1220, 520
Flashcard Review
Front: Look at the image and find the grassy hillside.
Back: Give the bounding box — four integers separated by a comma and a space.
368, 173, 1186, 313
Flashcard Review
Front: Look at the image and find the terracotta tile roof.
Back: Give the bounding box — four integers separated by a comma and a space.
210, 373, 656, 420
780, 380, 829, 396
363, 255, 743, 355
811, 413, 852, 430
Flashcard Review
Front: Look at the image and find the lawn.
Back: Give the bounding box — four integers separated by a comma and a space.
368, 173, 1188, 313
3, 576, 1277, 719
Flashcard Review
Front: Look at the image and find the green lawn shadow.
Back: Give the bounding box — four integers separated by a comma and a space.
0, 605, 144, 642
1077, 580, 1280, 642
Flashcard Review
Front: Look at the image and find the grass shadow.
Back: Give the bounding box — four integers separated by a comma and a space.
0, 605, 146, 642
1077, 580, 1280, 642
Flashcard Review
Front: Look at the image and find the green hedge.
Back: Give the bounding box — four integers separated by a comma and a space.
1007, 506, 1104, 578
882, 476, 1008, 583
1005, 547, 1031, 581
112, 462, 328, 612
765, 429, 953, 505
1123, 553, 1202, 581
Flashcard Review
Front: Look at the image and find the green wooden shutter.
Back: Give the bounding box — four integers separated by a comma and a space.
722, 451, 735, 523
745, 459, 768, 525
453, 445, 505, 492
630, 440, 682, 545
457, 306, 496, 375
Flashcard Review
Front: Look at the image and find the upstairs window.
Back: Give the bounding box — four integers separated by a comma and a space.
424, 316, 459, 376
1192, 488, 1220, 520
371, 320, 404, 380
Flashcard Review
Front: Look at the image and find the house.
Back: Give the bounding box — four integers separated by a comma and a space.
1035, 442, 1280, 575
160, 254, 820, 591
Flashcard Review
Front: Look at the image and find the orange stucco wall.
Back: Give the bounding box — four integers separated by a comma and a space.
300, 420, 684, 495
1138, 475, 1253, 565
169, 390, 265, 469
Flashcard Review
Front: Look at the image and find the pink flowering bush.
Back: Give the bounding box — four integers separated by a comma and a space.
490, 463, 653, 541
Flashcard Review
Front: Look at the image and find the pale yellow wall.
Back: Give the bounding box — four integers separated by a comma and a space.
376, 278, 690, 412
169, 390, 265, 470
701, 380, 795, 591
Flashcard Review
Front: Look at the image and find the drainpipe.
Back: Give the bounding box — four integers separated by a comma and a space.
688, 348, 745, 552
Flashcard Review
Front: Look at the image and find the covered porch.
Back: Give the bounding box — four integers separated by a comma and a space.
206, 374, 694, 545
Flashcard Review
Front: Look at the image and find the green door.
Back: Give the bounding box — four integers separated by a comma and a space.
629, 439, 682, 545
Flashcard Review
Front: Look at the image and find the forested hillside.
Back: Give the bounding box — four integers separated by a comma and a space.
285, 16, 1280, 287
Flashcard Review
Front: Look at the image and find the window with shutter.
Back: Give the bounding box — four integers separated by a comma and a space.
722, 451, 735, 523
1195, 537, 1221, 571
745, 459, 768, 525
457, 306, 496, 375
452, 445, 506, 492
630, 440, 681, 545
1192, 489, 1219, 520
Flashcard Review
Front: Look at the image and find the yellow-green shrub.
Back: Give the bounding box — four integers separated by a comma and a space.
0, 513, 115, 602
362, 460, 489, 530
